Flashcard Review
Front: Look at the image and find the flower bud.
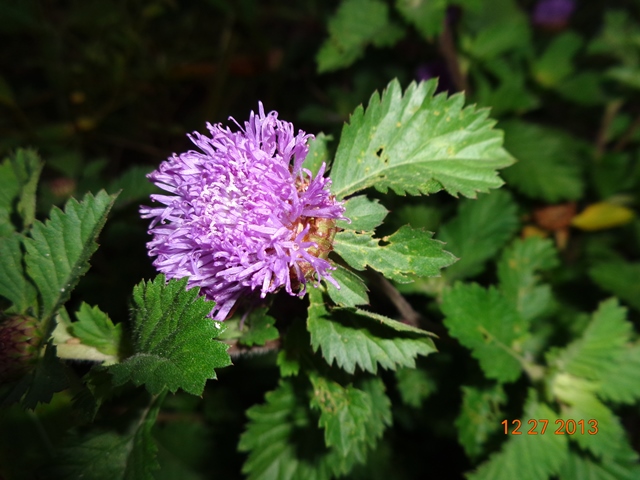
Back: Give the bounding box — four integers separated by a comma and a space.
0, 314, 43, 383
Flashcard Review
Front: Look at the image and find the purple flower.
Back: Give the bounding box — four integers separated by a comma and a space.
141, 104, 345, 320
532, 0, 576, 28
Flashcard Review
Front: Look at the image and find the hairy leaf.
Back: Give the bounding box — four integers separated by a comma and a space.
497, 237, 558, 321
0, 157, 19, 237
590, 262, 640, 311
307, 289, 436, 374
324, 265, 369, 307
0, 233, 37, 313
23, 191, 117, 322
316, 0, 404, 73
71, 303, 122, 357
337, 195, 388, 232
334, 225, 456, 284
468, 392, 568, 480
0, 149, 42, 236
559, 449, 640, 480
438, 190, 519, 280
598, 343, 640, 404
441, 283, 526, 383
108, 276, 231, 396
330, 79, 514, 199
456, 384, 506, 460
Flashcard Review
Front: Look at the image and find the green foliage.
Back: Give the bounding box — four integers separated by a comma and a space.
0, 233, 38, 314
590, 262, 640, 311
51, 394, 164, 480
324, 265, 369, 307
330, 79, 514, 199
70, 303, 123, 357
337, 195, 388, 232
0, 149, 42, 236
598, 343, 640, 404
23, 191, 117, 323
238, 308, 280, 347
456, 384, 506, 460
395, 366, 435, 408
468, 392, 569, 480
307, 289, 436, 374
441, 283, 525, 383
395, 0, 448, 39
108, 276, 231, 395
497, 237, 558, 321
317, 0, 404, 73
304, 133, 334, 175
437, 190, 519, 281
501, 120, 583, 202
334, 225, 456, 283
532, 32, 583, 88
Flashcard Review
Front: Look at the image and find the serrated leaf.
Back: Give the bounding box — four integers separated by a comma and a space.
108, 276, 231, 396
559, 449, 640, 480
23, 190, 117, 322
334, 225, 456, 284
395, 367, 436, 408
330, 79, 514, 199
456, 384, 506, 460
10, 148, 43, 231
303, 133, 333, 176
598, 343, 640, 404
441, 283, 526, 383
239, 307, 279, 347
50, 394, 164, 480
547, 299, 631, 381
438, 190, 519, 281
0, 233, 37, 313
310, 375, 390, 464
307, 289, 436, 374
501, 120, 583, 202
552, 373, 633, 461
0, 157, 19, 237
396, 0, 448, 38
238, 380, 334, 480
316, 0, 405, 73
590, 262, 640, 311
337, 195, 388, 232
468, 392, 569, 480
71, 302, 122, 357
324, 265, 369, 307
497, 237, 558, 321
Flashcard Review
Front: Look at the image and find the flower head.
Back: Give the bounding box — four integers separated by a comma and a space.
141, 104, 345, 320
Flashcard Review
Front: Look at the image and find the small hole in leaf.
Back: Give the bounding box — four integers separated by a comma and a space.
376, 147, 384, 157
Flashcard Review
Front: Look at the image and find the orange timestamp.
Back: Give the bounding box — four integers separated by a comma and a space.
501, 419, 599, 435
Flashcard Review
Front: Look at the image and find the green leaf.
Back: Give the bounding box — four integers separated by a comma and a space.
395, 0, 448, 38
547, 299, 631, 381
497, 237, 558, 321
239, 307, 279, 347
334, 225, 456, 284
395, 367, 436, 408
532, 31, 583, 88
70, 302, 122, 357
462, 15, 531, 61
238, 379, 334, 480
441, 283, 526, 383
438, 190, 519, 281
0, 157, 19, 237
330, 79, 514, 199
309, 375, 390, 464
468, 392, 569, 480
501, 120, 584, 202
307, 289, 436, 374
107, 165, 159, 210
316, 0, 404, 73
0, 233, 37, 313
590, 262, 640, 311
598, 343, 640, 404
304, 133, 333, 176
559, 449, 640, 480
324, 265, 369, 307
23, 190, 118, 322
10, 148, 43, 232
552, 373, 633, 461
337, 195, 388, 232
51, 394, 164, 480
456, 384, 506, 460
108, 276, 231, 396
